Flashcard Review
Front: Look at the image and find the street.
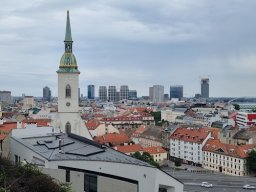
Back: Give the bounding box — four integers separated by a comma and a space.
161, 168, 256, 192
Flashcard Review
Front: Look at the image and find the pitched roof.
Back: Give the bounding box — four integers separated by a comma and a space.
203, 139, 256, 158
94, 133, 132, 146
128, 107, 153, 114
133, 125, 147, 135
143, 146, 167, 154
137, 126, 163, 141
170, 127, 210, 144
12, 132, 152, 167
0, 122, 17, 133
22, 119, 51, 127
116, 144, 144, 153
85, 119, 100, 130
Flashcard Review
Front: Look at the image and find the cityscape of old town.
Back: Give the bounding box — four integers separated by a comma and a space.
1, 1, 256, 192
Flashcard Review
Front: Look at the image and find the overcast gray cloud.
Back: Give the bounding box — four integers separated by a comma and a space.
0, 0, 256, 97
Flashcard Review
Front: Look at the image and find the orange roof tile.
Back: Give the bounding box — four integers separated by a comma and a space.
85, 119, 100, 130
134, 125, 146, 134
94, 133, 132, 146
116, 144, 144, 153
128, 107, 153, 114
170, 127, 210, 144
0, 122, 17, 133
22, 119, 51, 127
143, 146, 167, 154
203, 139, 256, 159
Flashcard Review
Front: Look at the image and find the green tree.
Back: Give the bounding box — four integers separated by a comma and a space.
246, 150, 256, 175
131, 152, 159, 167
233, 104, 240, 110
174, 158, 182, 167
0, 157, 72, 192
150, 111, 161, 125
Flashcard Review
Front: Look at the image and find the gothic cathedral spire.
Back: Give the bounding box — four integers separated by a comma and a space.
57, 11, 79, 72
65, 10, 72, 42
56, 11, 92, 139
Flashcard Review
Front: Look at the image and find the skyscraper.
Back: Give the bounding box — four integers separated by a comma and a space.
120, 85, 129, 100
201, 78, 209, 98
128, 90, 137, 99
149, 87, 153, 100
99, 86, 107, 101
87, 85, 95, 99
170, 85, 183, 100
108, 86, 117, 102
0, 91, 12, 104
43, 86, 51, 102
151, 85, 164, 102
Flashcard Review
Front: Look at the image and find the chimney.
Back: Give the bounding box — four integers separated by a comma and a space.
59, 138, 62, 153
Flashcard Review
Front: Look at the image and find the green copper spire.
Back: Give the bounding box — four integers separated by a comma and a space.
57, 11, 80, 74
65, 10, 72, 42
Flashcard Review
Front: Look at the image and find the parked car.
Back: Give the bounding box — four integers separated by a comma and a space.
243, 184, 256, 189
201, 182, 213, 188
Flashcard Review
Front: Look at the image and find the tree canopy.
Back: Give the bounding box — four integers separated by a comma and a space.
246, 150, 256, 175
233, 104, 240, 110
150, 111, 162, 125
0, 157, 71, 192
131, 151, 159, 167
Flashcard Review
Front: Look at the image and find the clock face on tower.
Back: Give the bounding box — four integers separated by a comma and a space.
66, 102, 71, 107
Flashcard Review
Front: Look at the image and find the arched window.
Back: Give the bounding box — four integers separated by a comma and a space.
65, 122, 71, 133
66, 84, 71, 98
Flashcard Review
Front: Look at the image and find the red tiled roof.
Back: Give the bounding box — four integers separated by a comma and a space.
22, 119, 51, 127
2, 112, 15, 118
203, 139, 256, 159
133, 125, 146, 135
0, 122, 17, 133
170, 127, 210, 144
85, 119, 100, 130
103, 116, 143, 121
116, 144, 143, 153
94, 133, 132, 146
203, 127, 220, 139
93, 114, 106, 118
143, 146, 167, 154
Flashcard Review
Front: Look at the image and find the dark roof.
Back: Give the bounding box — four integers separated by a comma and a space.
233, 129, 251, 140
140, 126, 163, 140
12, 133, 152, 167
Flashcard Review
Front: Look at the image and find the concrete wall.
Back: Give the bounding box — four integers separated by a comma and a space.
98, 175, 138, 192
48, 160, 183, 192
41, 168, 66, 183
70, 170, 84, 192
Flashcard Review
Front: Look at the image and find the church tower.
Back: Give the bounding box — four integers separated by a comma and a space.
56, 11, 92, 139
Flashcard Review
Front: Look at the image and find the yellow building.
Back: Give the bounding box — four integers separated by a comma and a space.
203, 139, 256, 176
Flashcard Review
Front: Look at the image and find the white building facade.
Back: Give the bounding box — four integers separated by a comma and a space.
169, 128, 212, 165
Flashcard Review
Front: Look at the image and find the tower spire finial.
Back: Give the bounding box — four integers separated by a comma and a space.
65, 10, 72, 42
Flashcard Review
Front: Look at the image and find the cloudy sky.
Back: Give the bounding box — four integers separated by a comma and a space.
1, 0, 256, 97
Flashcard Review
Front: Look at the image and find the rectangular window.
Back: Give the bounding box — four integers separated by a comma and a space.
84, 173, 97, 192
66, 170, 70, 182
14, 155, 19, 165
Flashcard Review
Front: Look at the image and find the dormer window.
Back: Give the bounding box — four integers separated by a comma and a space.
66, 84, 71, 98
